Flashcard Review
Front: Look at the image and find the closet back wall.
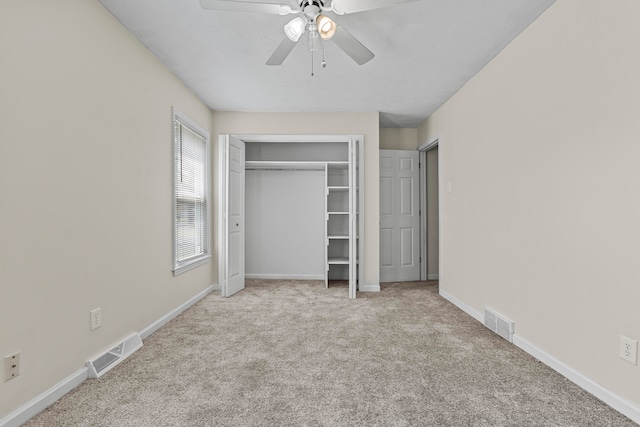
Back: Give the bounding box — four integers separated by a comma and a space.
245, 169, 325, 280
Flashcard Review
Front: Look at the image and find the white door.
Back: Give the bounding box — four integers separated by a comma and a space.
380, 149, 420, 282
221, 135, 245, 297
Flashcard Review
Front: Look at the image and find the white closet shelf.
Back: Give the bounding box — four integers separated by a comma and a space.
327, 211, 349, 215
328, 257, 350, 264
328, 235, 349, 239
328, 186, 349, 191
245, 161, 327, 170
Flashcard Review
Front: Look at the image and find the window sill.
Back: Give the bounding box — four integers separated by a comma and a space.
173, 255, 211, 276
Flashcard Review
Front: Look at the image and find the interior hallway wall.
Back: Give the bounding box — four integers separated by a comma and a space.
379, 128, 418, 150
418, 0, 640, 412
0, 0, 214, 419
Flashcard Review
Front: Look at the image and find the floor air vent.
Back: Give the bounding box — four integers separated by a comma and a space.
484, 308, 514, 343
87, 333, 143, 378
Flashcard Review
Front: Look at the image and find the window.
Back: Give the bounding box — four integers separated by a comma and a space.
173, 109, 210, 275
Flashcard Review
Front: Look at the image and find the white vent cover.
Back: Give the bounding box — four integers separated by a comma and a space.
484, 308, 515, 343
87, 333, 143, 378
484, 309, 497, 332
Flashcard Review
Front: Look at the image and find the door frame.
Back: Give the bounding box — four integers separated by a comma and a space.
217, 134, 365, 294
418, 136, 440, 281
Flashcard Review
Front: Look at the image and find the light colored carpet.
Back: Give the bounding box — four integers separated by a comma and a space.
25, 280, 635, 426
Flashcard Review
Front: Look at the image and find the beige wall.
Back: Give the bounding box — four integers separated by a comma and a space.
379, 128, 418, 150
419, 0, 640, 410
0, 0, 214, 418
211, 112, 380, 289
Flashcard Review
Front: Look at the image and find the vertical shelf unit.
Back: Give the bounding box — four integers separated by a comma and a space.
325, 148, 357, 298
325, 162, 350, 286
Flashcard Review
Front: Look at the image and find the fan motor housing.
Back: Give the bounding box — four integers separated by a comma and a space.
300, 0, 324, 9
301, 0, 324, 20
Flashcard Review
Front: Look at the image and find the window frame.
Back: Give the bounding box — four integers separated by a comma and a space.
172, 107, 211, 276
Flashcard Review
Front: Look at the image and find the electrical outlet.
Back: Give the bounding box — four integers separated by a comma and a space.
90, 308, 102, 331
620, 335, 637, 365
4, 352, 20, 382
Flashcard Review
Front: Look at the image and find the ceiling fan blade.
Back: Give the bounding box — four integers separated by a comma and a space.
330, 0, 418, 15
199, 0, 297, 15
266, 38, 298, 65
331, 24, 374, 65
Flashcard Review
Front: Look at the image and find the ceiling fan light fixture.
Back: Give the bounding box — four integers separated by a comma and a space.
284, 16, 306, 42
316, 15, 336, 40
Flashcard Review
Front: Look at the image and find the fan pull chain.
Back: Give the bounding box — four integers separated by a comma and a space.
311, 39, 327, 76
311, 33, 315, 76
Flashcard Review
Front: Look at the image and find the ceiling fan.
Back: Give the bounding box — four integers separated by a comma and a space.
199, 0, 418, 67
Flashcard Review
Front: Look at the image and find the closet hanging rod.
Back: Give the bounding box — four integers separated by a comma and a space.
245, 160, 346, 171
245, 167, 326, 171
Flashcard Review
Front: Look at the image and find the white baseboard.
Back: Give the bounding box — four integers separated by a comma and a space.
359, 282, 381, 292
139, 285, 215, 339
513, 336, 640, 424
0, 368, 87, 427
427, 274, 439, 280
439, 288, 640, 424
245, 274, 325, 281
438, 288, 484, 323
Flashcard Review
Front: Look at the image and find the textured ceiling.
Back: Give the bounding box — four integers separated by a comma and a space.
98, 0, 555, 127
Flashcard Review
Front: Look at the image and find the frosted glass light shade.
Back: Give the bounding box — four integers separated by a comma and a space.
284, 16, 306, 42
317, 15, 336, 40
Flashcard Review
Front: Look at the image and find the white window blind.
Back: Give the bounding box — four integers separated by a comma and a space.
173, 110, 210, 275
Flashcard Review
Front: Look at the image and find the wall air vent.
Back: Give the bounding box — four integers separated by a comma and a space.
87, 333, 142, 378
484, 308, 515, 343
484, 308, 497, 332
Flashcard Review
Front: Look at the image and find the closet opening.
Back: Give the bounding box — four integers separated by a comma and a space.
218, 134, 364, 299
